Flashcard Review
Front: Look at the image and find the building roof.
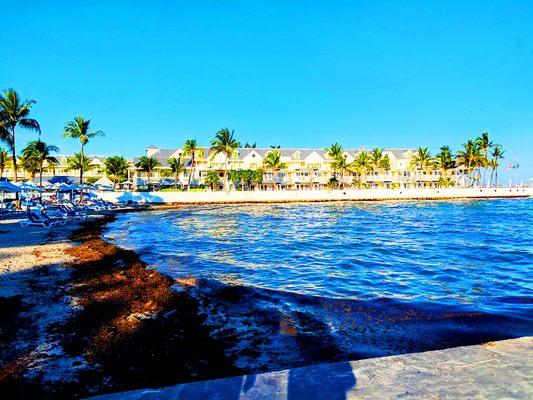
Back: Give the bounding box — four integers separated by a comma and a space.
143, 146, 416, 164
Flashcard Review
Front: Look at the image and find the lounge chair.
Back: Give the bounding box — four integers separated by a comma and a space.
19, 209, 65, 228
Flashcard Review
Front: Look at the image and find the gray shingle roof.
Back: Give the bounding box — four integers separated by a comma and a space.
142, 147, 416, 163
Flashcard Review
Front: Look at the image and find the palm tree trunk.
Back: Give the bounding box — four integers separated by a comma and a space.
11, 127, 17, 182
80, 144, 84, 184
39, 165, 43, 187
187, 154, 195, 191
224, 157, 229, 192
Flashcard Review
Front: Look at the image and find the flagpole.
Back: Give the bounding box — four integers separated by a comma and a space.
514, 151, 520, 187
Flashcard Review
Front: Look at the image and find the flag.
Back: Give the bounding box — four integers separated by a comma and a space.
507, 162, 519, 169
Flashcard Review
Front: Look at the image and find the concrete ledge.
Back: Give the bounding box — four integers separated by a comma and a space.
98, 187, 533, 205
88, 336, 532, 399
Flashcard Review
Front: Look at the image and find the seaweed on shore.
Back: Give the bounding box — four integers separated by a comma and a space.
1, 215, 240, 399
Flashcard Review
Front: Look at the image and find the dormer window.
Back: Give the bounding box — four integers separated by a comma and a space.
292, 151, 301, 160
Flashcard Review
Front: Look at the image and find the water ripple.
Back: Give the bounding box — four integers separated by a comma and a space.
106, 199, 533, 369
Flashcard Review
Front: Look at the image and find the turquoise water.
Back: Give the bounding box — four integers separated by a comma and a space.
106, 199, 532, 369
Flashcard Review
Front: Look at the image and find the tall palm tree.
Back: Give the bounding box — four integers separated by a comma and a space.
168, 156, 185, 189
370, 148, 384, 172
183, 139, 199, 190
410, 147, 433, 187
476, 132, 493, 186
104, 156, 129, 189
244, 142, 257, 148
456, 140, 481, 186
0, 147, 11, 179
0, 89, 41, 181
22, 139, 59, 187
354, 151, 372, 186
62, 116, 104, 184
326, 143, 343, 182
135, 156, 161, 184
489, 144, 505, 187
263, 150, 287, 190
210, 128, 241, 191
435, 146, 455, 179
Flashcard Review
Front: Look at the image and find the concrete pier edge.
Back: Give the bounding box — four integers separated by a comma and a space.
87, 336, 532, 399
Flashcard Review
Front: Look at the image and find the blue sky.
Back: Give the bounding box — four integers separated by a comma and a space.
2, 0, 532, 182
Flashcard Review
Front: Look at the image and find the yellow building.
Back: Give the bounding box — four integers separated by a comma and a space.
134, 145, 467, 189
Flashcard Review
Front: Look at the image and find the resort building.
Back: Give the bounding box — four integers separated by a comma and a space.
1, 145, 469, 189
133, 145, 468, 189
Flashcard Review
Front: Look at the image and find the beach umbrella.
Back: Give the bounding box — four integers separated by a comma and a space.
64, 184, 81, 191
16, 181, 44, 192
0, 181, 21, 207
0, 181, 21, 192
48, 176, 73, 185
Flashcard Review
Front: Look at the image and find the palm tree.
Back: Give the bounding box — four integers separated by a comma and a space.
168, 156, 185, 189
332, 155, 354, 189
21, 139, 59, 187
228, 169, 242, 190
66, 153, 95, 179
262, 150, 287, 190
435, 146, 455, 180
135, 156, 161, 185
456, 140, 481, 186
251, 169, 263, 190
476, 132, 493, 186
210, 128, 241, 191
204, 171, 221, 190
410, 147, 433, 187
370, 148, 384, 172
489, 144, 505, 187
183, 139, 198, 190
62, 116, 104, 184
0, 147, 11, 179
379, 154, 391, 172
354, 151, 372, 186
244, 142, 257, 148
104, 156, 129, 189
0, 89, 41, 181
20, 153, 40, 181
326, 143, 343, 182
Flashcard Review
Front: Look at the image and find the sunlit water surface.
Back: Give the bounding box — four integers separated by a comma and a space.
106, 199, 533, 370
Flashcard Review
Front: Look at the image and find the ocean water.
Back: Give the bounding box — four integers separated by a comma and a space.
106, 199, 533, 370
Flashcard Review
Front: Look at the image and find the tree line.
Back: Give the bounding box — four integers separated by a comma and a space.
1, 88, 506, 190
0, 88, 116, 186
